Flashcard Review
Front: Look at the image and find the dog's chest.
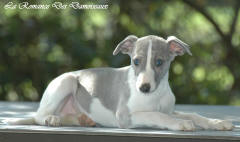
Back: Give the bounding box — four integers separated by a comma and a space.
127, 93, 161, 113
126, 69, 175, 114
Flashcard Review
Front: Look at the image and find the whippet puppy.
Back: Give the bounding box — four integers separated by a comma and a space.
8, 35, 234, 131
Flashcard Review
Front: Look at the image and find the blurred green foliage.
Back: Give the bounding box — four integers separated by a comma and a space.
0, 0, 240, 105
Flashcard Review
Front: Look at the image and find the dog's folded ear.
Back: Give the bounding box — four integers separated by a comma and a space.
167, 36, 192, 56
113, 35, 138, 56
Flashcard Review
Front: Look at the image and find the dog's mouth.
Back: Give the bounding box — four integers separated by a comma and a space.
139, 90, 155, 95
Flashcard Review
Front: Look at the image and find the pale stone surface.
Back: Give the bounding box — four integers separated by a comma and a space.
0, 102, 239, 140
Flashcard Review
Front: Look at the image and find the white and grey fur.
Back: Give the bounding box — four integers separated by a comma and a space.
6, 35, 234, 131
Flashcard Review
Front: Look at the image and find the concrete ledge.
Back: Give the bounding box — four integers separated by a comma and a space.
0, 102, 239, 142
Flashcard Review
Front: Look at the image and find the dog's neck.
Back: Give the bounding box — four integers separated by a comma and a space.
126, 66, 173, 113
127, 66, 171, 97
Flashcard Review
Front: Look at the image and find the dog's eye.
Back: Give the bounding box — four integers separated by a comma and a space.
133, 59, 140, 66
156, 59, 163, 67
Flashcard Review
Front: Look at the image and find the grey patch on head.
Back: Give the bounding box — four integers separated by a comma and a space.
131, 40, 149, 76
150, 36, 173, 86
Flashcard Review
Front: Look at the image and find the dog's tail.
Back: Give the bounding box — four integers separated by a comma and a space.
4, 117, 36, 125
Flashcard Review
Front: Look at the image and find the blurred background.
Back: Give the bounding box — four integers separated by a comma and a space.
0, 0, 239, 105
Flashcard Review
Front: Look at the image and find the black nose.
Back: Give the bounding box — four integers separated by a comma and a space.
140, 83, 151, 93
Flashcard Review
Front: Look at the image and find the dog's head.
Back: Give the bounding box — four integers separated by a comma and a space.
113, 35, 192, 94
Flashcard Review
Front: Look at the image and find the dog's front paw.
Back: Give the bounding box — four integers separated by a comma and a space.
207, 119, 234, 131
171, 120, 195, 131
44, 115, 61, 127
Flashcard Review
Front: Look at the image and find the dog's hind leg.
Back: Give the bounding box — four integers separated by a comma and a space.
35, 73, 96, 127
34, 73, 80, 126
60, 113, 96, 127
6, 73, 79, 126
172, 111, 234, 130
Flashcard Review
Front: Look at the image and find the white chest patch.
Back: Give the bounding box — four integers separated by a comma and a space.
127, 92, 162, 113
89, 98, 118, 127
